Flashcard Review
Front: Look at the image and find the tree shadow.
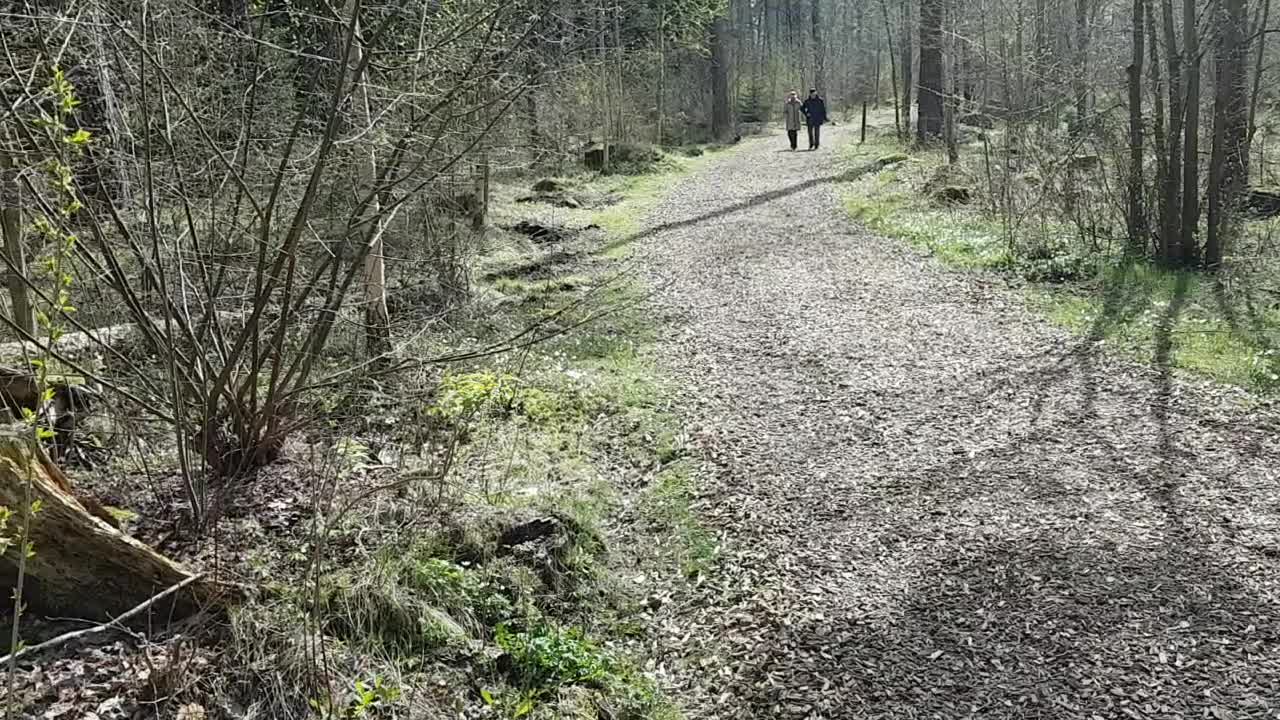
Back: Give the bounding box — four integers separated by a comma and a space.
600, 162, 881, 257
1212, 275, 1279, 387
1148, 271, 1193, 524
744, 531, 1280, 718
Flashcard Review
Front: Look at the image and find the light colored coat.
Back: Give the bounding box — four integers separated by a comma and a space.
783, 100, 803, 131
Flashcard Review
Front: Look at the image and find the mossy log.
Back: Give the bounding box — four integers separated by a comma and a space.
0, 430, 227, 621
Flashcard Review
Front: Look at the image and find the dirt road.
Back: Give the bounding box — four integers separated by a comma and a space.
638, 125, 1280, 719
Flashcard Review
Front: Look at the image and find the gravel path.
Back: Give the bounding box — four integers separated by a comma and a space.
636, 125, 1280, 719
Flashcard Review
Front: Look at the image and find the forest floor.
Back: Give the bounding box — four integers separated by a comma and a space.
634, 124, 1280, 718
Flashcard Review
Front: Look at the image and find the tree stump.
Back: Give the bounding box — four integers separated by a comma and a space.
0, 429, 227, 622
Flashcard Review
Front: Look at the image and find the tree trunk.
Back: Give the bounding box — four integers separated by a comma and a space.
526, 58, 542, 162
901, 0, 915, 139
710, 13, 733, 142
880, 0, 903, 136
1147, 0, 1171, 260
0, 146, 33, 339
1127, 0, 1147, 250
598, 2, 613, 168
1244, 0, 1271, 181
658, 3, 667, 145
343, 0, 390, 358
811, 0, 826, 92
1032, 0, 1047, 113
1205, 0, 1250, 268
874, 42, 883, 107
1161, 0, 1184, 264
0, 431, 227, 621
1179, 0, 1202, 264
945, 0, 960, 163
1072, 0, 1091, 134
917, 0, 945, 142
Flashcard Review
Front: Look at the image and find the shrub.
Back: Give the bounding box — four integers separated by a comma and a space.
495, 622, 609, 689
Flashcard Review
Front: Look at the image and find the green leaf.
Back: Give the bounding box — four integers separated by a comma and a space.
480, 689, 495, 706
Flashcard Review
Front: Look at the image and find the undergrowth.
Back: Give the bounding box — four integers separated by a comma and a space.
840, 124, 1280, 394
217, 149, 708, 720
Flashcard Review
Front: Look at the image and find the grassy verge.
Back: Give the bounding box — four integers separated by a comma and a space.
590, 149, 724, 257
839, 126, 1280, 394
226, 149, 717, 720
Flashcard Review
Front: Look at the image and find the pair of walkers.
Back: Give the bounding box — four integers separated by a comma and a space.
783, 89, 828, 151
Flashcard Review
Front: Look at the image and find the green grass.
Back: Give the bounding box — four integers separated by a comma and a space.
643, 461, 719, 579
1033, 264, 1280, 391
421, 152, 709, 717
594, 146, 731, 258
839, 133, 1280, 394
493, 275, 593, 300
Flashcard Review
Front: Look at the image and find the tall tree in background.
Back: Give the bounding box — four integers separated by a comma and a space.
1159, 0, 1185, 264
1205, 0, 1251, 267
1071, 0, 1092, 134
1146, 0, 1172, 260
711, 9, 733, 140
812, 0, 826, 91
1126, 0, 1147, 249
880, 0, 904, 135
902, 0, 915, 138
917, 0, 945, 141
342, 0, 390, 358
1179, 0, 1203, 263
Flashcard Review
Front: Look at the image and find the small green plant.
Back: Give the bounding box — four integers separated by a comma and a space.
495, 622, 609, 689
430, 371, 520, 420
8, 65, 85, 696
311, 675, 401, 719
401, 555, 514, 627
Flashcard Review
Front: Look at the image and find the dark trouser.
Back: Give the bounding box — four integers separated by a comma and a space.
787, 130, 799, 149
807, 124, 821, 149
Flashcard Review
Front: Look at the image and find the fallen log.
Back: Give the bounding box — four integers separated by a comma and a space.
0, 311, 243, 365
0, 429, 230, 622
1243, 188, 1280, 218
0, 319, 148, 364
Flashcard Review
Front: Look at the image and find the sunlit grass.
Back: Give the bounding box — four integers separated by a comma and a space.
840, 136, 1280, 394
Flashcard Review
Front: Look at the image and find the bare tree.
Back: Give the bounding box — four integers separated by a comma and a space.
1127, 0, 1147, 250
1205, 0, 1251, 267
711, 11, 734, 141
917, 0, 945, 141
1179, 0, 1203, 264
812, 0, 826, 91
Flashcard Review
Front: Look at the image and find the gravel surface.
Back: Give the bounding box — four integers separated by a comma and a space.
635, 126, 1280, 719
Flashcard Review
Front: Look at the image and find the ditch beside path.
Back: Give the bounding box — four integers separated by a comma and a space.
637, 124, 1280, 718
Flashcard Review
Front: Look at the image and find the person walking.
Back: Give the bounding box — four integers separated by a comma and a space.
801, 89, 828, 150
783, 90, 803, 151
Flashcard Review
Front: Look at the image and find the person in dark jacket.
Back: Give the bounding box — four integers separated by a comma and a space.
801, 89, 828, 150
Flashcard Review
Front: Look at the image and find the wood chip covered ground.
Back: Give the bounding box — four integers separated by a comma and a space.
633, 125, 1280, 719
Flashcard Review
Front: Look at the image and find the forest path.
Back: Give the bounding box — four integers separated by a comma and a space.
636, 125, 1280, 719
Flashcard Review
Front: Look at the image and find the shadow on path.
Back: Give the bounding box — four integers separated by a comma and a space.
749, 531, 1280, 718
603, 163, 878, 256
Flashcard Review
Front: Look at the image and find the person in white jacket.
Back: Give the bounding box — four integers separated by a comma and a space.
783, 91, 804, 151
